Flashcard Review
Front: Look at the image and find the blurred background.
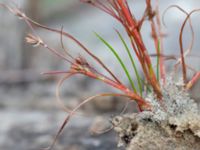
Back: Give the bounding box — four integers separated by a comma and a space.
0, 0, 199, 150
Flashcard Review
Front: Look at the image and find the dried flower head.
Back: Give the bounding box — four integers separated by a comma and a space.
25, 34, 44, 47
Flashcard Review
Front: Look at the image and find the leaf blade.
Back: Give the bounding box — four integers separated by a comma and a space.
116, 30, 143, 95
95, 32, 137, 93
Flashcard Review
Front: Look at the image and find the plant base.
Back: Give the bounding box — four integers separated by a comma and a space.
112, 77, 200, 150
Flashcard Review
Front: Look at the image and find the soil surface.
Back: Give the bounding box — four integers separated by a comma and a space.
0, 110, 123, 150
113, 113, 200, 150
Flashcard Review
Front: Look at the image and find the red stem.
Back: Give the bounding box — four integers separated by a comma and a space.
116, 0, 162, 99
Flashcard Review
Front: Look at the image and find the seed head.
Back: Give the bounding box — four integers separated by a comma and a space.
25, 34, 44, 47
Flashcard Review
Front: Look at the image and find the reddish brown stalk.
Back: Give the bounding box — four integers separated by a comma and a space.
46, 93, 150, 150
41, 52, 149, 110
70, 55, 150, 108
146, 0, 167, 84
155, 0, 166, 81
81, 0, 121, 21
111, 0, 141, 59
27, 19, 123, 85
42, 55, 150, 116
149, 54, 196, 73
26, 30, 149, 110
25, 31, 148, 110
41, 71, 71, 75
1, 1, 163, 106
179, 24, 188, 84
163, 5, 195, 83
60, 26, 75, 60
115, 0, 162, 99
44, 92, 150, 150
26, 34, 74, 63
146, 0, 166, 82
150, 54, 177, 61
179, 9, 200, 84
55, 73, 77, 113
186, 72, 200, 90
108, 1, 142, 63
146, 0, 160, 75
52, 65, 149, 112
0, 4, 122, 85
4, 1, 200, 149
151, 53, 200, 60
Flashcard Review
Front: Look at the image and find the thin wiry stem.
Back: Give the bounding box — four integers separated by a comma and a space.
91, 0, 162, 99
146, 0, 164, 82
118, 0, 162, 99
0, 4, 122, 85
90, 124, 114, 135
149, 53, 197, 73
155, 0, 166, 81
44, 93, 145, 150
60, 26, 75, 60
162, 5, 195, 78
186, 72, 200, 90
81, 0, 121, 21
26, 34, 73, 63
179, 9, 200, 83
55, 73, 77, 113
27, 18, 122, 84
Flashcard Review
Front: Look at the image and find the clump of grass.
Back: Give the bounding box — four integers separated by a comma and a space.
1, 0, 200, 149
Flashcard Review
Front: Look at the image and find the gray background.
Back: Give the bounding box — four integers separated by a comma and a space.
0, 0, 199, 150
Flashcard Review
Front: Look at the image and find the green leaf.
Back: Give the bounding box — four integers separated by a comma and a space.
116, 30, 143, 95
141, 79, 152, 95
95, 32, 137, 93
156, 40, 161, 81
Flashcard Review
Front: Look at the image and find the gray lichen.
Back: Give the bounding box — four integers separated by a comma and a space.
112, 76, 200, 150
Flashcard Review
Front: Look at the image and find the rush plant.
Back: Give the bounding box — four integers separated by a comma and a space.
1, 0, 200, 149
